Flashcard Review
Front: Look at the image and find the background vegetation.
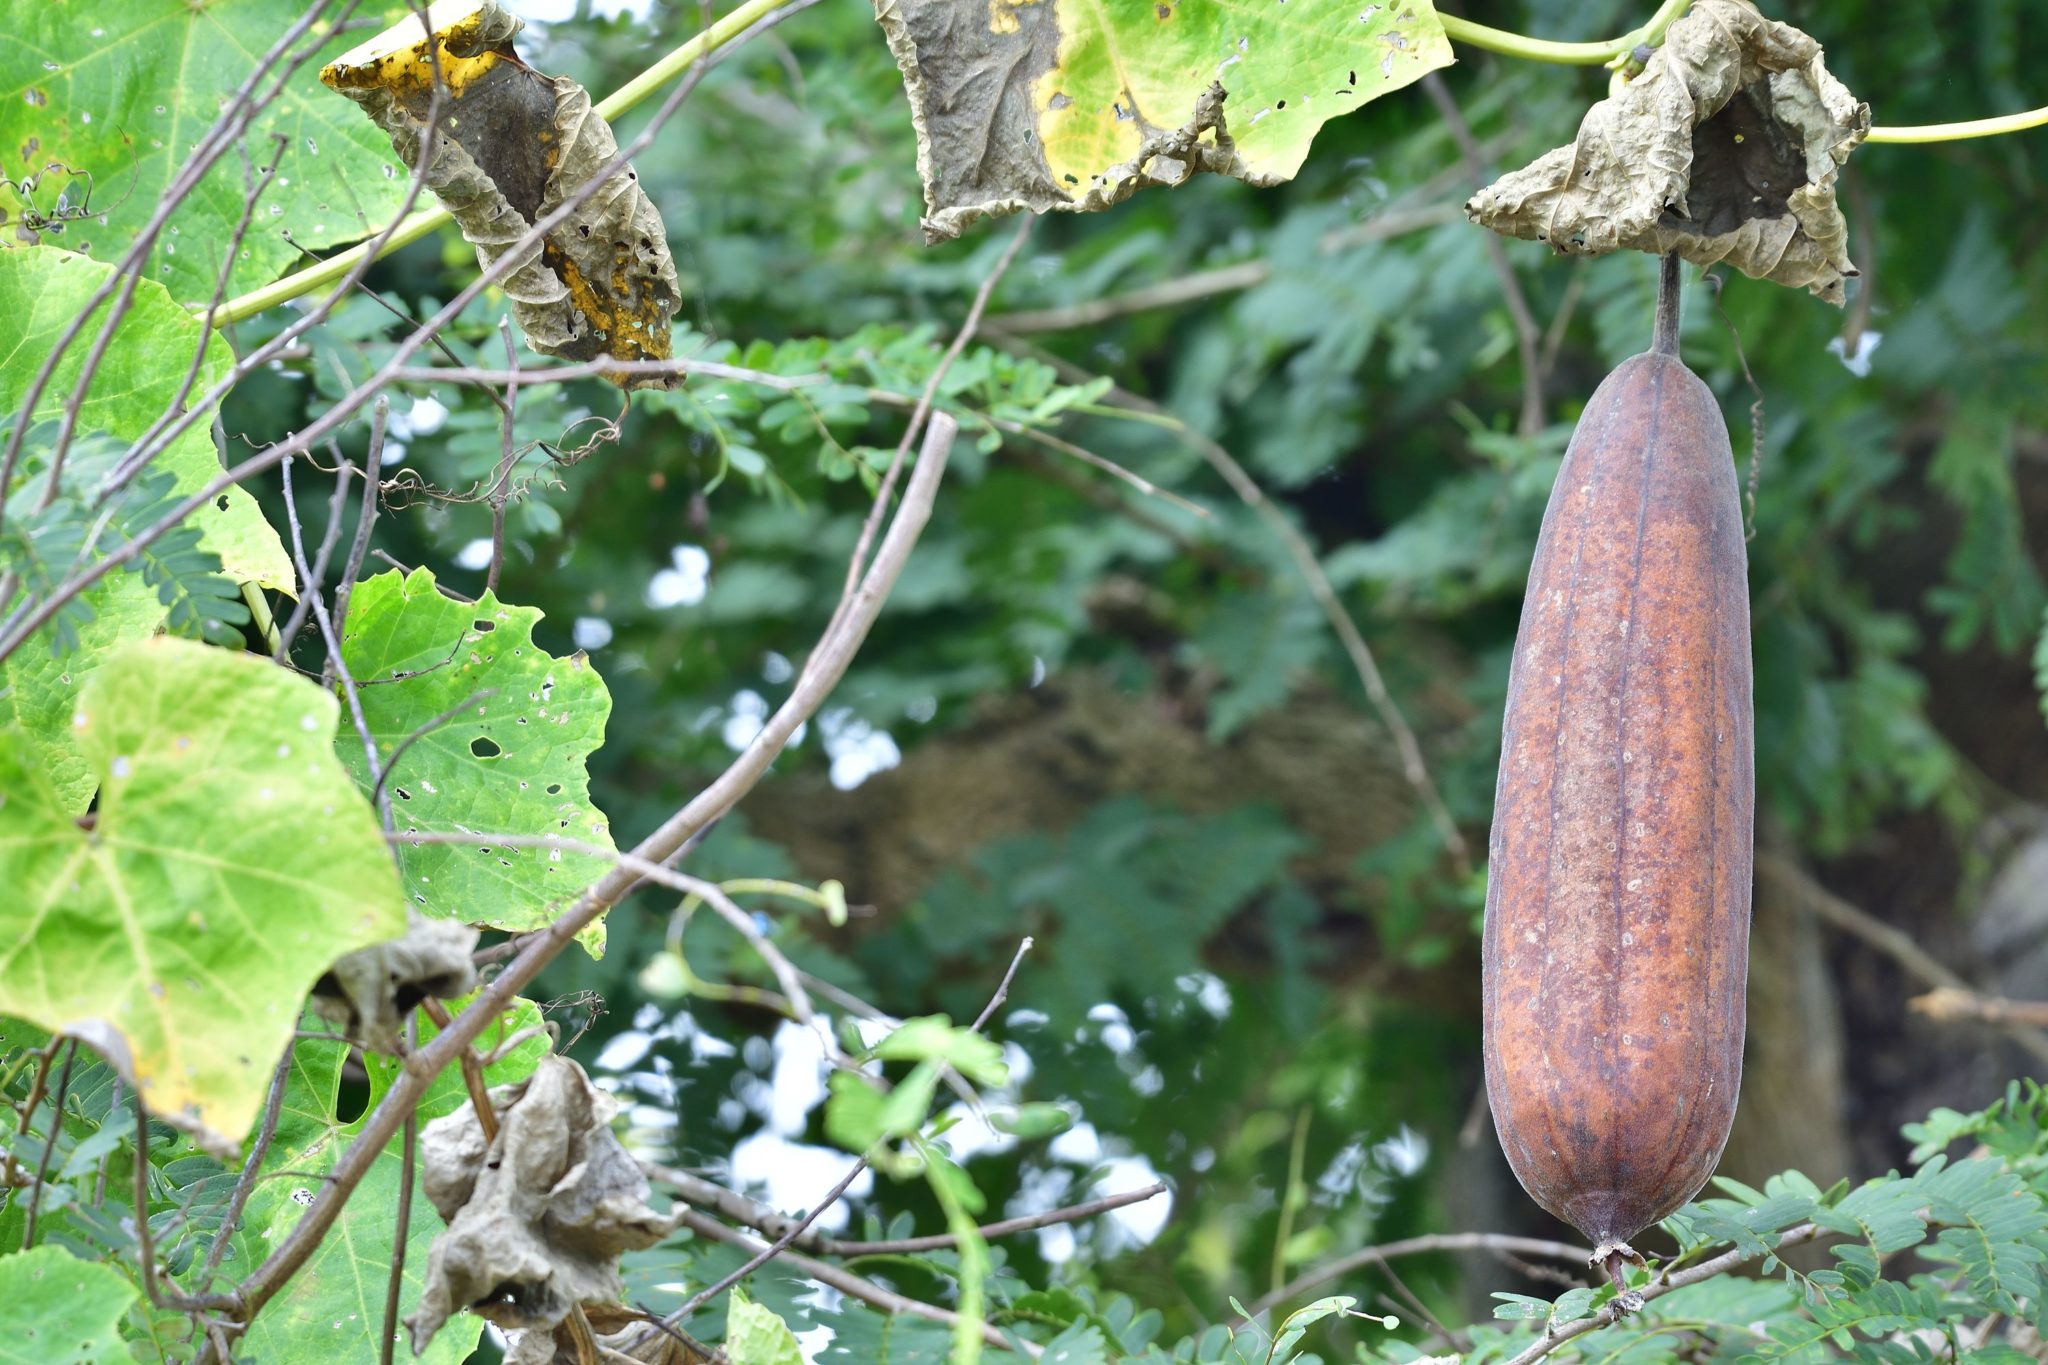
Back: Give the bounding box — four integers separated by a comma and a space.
6, 0, 2048, 1360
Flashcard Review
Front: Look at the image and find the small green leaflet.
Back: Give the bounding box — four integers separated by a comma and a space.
338, 568, 616, 953
0, 247, 293, 592
0, 1245, 138, 1365
875, 0, 1453, 240
0, 0, 415, 303
726, 1289, 808, 1365
0, 637, 404, 1154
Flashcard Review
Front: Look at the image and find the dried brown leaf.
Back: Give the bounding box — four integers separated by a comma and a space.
1465, 0, 1869, 303
309, 913, 479, 1053
321, 0, 680, 385
406, 1056, 670, 1354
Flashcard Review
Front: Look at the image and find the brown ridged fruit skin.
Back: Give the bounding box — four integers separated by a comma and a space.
1482, 346, 1753, 1251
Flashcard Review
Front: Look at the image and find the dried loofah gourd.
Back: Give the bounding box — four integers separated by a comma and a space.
309, 913, 478, 1052
1465, 0, 1869, 303
406, 1056, 671, 1357
320, 0, 680, 385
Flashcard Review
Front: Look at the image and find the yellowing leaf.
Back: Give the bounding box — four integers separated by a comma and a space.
0, 638, 405, 1154
875, 0, 1453, 240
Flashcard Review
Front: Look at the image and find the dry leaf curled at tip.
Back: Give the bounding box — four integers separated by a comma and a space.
1465, 0, 1870, 303
406, 1055, 670, 1357
309, 913, 479, 1052
320, 0, 680, 387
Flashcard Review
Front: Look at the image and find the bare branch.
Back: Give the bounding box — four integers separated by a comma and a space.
18, 1040, 78, 1251
1757, 851, 2048, 1066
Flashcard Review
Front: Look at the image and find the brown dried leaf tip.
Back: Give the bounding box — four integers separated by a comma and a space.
321, 0, 681, 387
309, 913, 479, 1052
1465, 0, 1870, 303
406, 1056, 672, 1361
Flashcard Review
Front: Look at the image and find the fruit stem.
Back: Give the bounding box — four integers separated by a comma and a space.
1652, 252, 1683, 357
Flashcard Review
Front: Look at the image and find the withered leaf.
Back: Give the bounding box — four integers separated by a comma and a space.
1465, 0, 1869, 303
321, 0, 680, 386
309, 913, 479, 1052
406, 1056, 671, 1356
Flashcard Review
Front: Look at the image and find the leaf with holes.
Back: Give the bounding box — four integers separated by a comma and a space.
0, 0, 416, 303
0, 1245, 138, 1365
874, 0, 1452, 241
0, 247, 292, 592
195, 998, 550, 1365
0, 637, 404, 1155
338, 567, 615, 953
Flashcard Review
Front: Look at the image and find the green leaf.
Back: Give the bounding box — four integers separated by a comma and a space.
0, 247, 292, 592
868, 1015, 1008, 1084
990, 1102, 1074, 1140
338, 568, 616, 953
0, 1, 413, 302
726, 1288, 807, 1365
875, 0, 1453, 240
1187, 588, 1326, 740
0, 570, 165, 812
0, 1245, 138, 1365
0, 637, 404, 1152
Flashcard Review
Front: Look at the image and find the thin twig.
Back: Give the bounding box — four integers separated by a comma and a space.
420, 999, 498, 1143
836, 217, 1034, 615
1420, 74, 1543, 435
989, 338, 1474, 876
1498, 1225, 1822, 1365
283, 458, 391, 831
331, 398, 387, 639
668, 1207, 1040, 1357
1913, 988, 2048, 1029
1757, 852, 2048, 1066
370, 689, 499, 810
275, 452, 356, 664
1247, 1231, 1592, 1318
649, 1162, 1164, 1257
378, 1015, 419, 1365
486, 320, 520, 596
197, 1046, 296, 1285
18, 1040, 79, 1250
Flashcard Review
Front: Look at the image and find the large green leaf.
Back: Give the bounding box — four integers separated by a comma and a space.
0, 0, 414, 303
0, 247, 292, 592
0, 571, 164, 813
0, 637, 404, 1153
0, 1245, 138, 1365
875, 0, 1454, 239
339, 567, 616, 952
206, 998, 551, 1365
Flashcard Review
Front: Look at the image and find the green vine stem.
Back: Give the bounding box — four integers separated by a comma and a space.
208, 0, 789, 328
1867, 104, 2048, 143
1440, 0, 1693, 68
